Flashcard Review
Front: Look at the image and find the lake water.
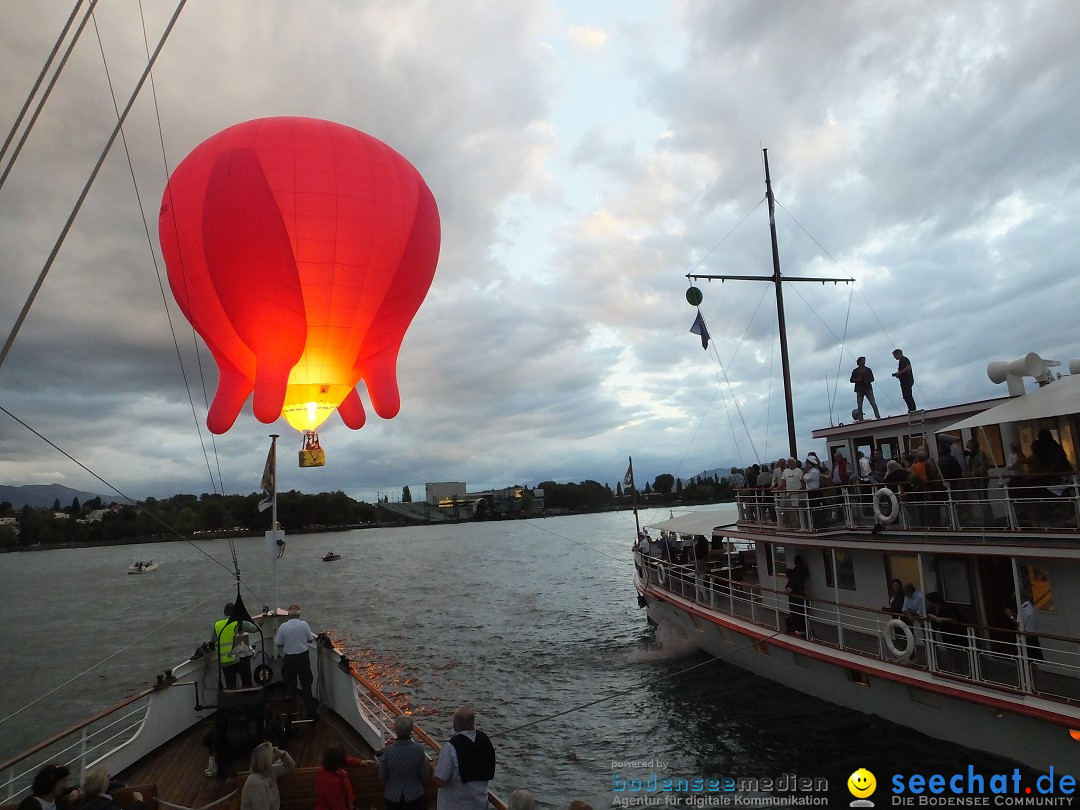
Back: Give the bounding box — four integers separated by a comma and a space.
0, 506, 1045, 806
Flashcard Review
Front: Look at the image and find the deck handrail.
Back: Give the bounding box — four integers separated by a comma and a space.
638, 555, 1080, 705
649, 555, 1080, 645
0, 687, 156, 775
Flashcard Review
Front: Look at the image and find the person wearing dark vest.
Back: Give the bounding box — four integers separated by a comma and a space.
433, 705, 495, 810
214, 602, 258, 689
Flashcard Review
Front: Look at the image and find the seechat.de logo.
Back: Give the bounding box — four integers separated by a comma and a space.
848, 768, 877, 807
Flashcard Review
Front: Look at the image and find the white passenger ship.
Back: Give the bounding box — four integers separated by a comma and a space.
634, 353, 1080, 773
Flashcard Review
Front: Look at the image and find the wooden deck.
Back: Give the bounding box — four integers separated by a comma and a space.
116, 701, 377, 810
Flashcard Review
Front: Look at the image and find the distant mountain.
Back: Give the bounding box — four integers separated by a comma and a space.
0, 483, 106, 509
680, 467, 730, 485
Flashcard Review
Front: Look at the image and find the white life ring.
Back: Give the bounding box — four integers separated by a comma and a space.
656, 564, 667, 586
874, 487, 900, 524
884, 618, 915, 660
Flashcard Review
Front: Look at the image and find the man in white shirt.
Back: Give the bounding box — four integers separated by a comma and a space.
901, 584, 926, 624
434, 706, 495, 810
779, 458, 805, 528
275, 603, 317, 722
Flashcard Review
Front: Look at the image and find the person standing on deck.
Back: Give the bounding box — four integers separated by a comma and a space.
434, 706, 495, 810
892, 349, 917, 412
275, 603, 318, 723
1005, 592, 1043, 662
849, 356, 881, 419
378, 715, 431, 810
214, 602, 259, 690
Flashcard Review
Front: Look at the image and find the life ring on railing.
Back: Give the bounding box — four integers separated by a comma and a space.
874, 487, 900, 524
884, 618, 915, 660
656, 564, 667, 586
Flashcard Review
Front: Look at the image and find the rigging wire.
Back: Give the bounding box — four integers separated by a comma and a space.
0, 583, 234, 728
0, 0, 189, 372
0, 0, 100, 195
684, 197, 765, 277
133, 0, 228, 499
773, 199, 921, 411
0, 404, 242, 579
87, 6, 223, 501
0, 0, 86, 171
489, 630, 783, 739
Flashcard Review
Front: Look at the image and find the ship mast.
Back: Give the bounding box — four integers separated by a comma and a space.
688, 148, 851, 459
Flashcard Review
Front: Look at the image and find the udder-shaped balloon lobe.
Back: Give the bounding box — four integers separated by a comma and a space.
201, 146, 307, 425
352, 180, 441, 420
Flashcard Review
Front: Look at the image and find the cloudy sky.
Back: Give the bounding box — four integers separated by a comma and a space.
1, 0, 1079, 504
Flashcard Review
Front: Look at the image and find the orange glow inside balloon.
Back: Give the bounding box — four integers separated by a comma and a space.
158, 117, 440, 434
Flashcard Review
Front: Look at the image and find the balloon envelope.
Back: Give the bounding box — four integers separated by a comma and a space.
159, 117, 440, 433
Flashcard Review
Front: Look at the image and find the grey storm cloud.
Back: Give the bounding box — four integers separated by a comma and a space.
2, 0, 1079, 503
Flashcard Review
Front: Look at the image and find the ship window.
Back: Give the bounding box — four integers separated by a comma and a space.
938, 558, 973, 605
822, 549, 856, 590
886, 554, 920, 593
846, 669, 870, 686
754, 640, 770, 655
878, 438, 900, 462
1021, 562, 1054, 611
970, 425, 1004, 467
763, 543, 785, 576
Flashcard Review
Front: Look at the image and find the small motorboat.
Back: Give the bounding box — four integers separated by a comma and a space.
128, 560, 158, 574
322, 551, 341, 562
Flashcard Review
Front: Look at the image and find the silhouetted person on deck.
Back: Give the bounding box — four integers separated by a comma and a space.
892, 349, 916, 412
850, 356, 881, 419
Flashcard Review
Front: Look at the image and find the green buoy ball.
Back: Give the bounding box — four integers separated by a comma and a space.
685, 286, 703, 306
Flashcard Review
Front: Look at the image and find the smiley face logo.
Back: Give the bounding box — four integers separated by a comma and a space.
848, 768, 877, 798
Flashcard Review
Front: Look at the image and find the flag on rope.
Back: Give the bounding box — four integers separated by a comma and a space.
257, 444, 276, 512
690, 310, 710, 350
623, 462, 634, 488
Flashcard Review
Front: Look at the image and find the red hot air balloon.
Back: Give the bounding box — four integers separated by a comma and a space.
158, 117, 440, 446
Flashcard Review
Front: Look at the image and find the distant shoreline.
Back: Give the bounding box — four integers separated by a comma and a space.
0, 501, 729, 554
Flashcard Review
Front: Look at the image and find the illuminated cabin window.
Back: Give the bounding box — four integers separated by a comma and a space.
846, 669, 870, 686
1021, 562, 1055, 611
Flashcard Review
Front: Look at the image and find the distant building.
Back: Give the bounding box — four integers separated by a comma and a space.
426, 482, 466, 507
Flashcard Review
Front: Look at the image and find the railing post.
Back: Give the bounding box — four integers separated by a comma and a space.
79, 727, 88, 778
968, 628, 979, 681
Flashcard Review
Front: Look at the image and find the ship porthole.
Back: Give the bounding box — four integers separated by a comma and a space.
884, 618, 915, 660
874, 488, 900, 524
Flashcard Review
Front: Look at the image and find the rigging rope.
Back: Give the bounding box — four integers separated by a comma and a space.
0, 0, 99, 195
0, 583, 232, 728
0, 0, 189, 371
86, 3, 223, 498
489, 630, 783, 739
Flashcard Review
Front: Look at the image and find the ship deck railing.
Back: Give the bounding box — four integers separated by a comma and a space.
637, 555, 1080, 705
733, 473, 1080, 535
0, 690, 155, 804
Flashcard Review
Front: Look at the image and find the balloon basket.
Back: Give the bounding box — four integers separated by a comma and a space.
299, 432, 325, 468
